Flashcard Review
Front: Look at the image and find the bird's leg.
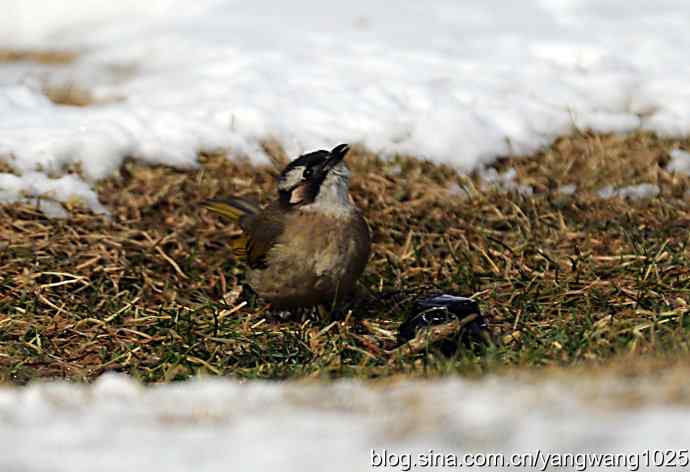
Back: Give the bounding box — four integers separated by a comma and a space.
324, 282, 353, 322
329, 304, 346, 321
323, 301, 353, 322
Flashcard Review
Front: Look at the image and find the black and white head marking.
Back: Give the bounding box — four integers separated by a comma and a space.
278, 144, 351, 210
304, 159, 353, 218
278, 150, 329, 195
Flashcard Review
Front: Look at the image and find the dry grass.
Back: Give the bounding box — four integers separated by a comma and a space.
0, 48, 93, 106
0, 49, 77, 65
1, 131, 690, 384
42, 83, 93, 107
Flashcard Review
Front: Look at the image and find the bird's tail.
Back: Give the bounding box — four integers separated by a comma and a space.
204, 197, 260, 263
204, 197, 260, 223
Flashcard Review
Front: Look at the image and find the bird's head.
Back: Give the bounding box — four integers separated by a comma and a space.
278, 144, 352, 208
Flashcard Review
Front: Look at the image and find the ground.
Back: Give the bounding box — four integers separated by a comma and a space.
2, 128, 690, 384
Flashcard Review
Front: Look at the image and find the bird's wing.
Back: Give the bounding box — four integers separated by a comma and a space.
205, 197, 285, 269
241, 203, 286, 269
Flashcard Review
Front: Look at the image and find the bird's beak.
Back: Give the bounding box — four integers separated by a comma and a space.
321, 144, 350, 174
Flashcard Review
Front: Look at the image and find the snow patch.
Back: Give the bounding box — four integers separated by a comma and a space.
480, 167, 534, 196
667, 149, 690, 175
598, 183, 660, 200
1, 0, 690, 214
558, 183, 577, 195
0, 172, 109, 215
1, 373, 689, 471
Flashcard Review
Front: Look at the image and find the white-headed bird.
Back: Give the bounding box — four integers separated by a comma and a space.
206, 144, 370, 318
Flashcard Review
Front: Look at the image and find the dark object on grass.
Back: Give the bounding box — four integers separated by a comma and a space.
397, 294, 489, 355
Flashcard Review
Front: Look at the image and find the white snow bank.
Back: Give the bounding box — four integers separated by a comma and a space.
0, 0, 206, 51
1, 373, 689, 471
1, 0, 690, 214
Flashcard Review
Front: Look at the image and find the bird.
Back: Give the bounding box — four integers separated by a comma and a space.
205, 144, 370, 319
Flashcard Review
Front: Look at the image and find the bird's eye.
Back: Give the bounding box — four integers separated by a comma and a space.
303, 167, 313, 179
